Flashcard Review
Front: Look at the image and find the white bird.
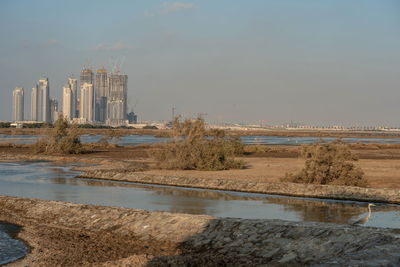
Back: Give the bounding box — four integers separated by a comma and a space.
352, 203, 376, 225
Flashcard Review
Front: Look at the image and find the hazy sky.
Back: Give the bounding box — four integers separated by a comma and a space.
1, 0, 399, 126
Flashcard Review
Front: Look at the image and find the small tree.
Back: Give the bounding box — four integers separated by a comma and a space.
34, 116, 83, 154
282, 139, 368, 187
151, 117, 245, 170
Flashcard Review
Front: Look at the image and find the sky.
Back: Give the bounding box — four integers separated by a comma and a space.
0, 0, 399, 126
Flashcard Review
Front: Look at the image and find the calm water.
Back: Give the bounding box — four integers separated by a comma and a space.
0, 221, 28, 265
2, 134, 400, 145
0, 161, 399, 229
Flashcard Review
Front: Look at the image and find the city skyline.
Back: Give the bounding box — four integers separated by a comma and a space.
12, 66, 130, 126
1, 1, 400, 126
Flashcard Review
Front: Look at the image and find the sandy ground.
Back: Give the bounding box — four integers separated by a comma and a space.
144, 157, 400, 189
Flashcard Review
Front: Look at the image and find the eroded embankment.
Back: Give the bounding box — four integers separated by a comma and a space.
80, 170, 400, 204
1, 196, 400, 266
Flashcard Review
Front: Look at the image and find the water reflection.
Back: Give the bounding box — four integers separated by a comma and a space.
0, 161, 400, 228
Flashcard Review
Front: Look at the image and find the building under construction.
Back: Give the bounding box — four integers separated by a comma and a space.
95, 68, 108, 123
107, 73, 128, 126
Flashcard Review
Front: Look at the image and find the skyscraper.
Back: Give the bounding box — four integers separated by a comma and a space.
63, 84, 73, 120
79, 68, 93, 119
33, 78, 50, 123
31, 87, 37, 121
80, 83, 94, 123
12, 87, 24, 121
107, 73, 128, 126
68, 76, 78, 119
95, 68, 108, 122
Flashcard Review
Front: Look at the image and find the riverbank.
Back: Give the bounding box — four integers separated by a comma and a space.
79, 169, 400, 204
1, 196, 400, 266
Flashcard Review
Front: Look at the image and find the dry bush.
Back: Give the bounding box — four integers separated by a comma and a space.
282, 139, 368, 187
97, 129, 121, 148
244, 144, 271, 154
33, 116, 83, 154
151, 117, 245, 170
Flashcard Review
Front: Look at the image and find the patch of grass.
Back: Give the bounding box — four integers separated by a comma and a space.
151, 117, 245, 170
282, 139, 368, 187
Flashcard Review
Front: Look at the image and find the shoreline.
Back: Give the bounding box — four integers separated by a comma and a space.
79, 170, 400, 204
1, 196, 400, 266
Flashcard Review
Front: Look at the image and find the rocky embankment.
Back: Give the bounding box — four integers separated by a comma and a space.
80, 170, 400, 204
1, 196, 400, 266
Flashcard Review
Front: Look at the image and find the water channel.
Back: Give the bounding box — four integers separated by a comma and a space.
2, 134, 400, 146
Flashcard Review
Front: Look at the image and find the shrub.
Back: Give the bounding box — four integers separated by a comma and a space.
0, 122, 11, 128
151, 117, 245, 170
33, 116, 83, 154
143, 125, 158, 129
282, 139, 368, 187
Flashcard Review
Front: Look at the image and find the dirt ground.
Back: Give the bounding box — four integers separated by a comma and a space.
2, 143, 400, 189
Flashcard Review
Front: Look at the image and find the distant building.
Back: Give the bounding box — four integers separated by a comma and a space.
12, 87, 24, 121
31, 87, 37, 121
33, 78, 50, 123
127, 111, 137, 124
107, 73, 127, 126
62, 81, 75, 121
50, 98, 58, 123
79, 68, 93, 119
68, 76, 78, 118
80, 82, 94, 123
95, 68, 108, 122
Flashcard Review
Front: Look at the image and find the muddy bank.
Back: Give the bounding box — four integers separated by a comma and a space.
1, 196, 400, 266
80, 170, 400, 204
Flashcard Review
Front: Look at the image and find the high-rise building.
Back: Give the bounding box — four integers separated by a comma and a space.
95, 68, 108, 122
50, 98, 58, 123
80, 83, 94, 123
79, 68, 93, 119
62, 84, 73, 120
34, 78, 50, 123
68, 76, 78, 118
31, 87, 37, 121
107, 73, 127, 126
12, 87, 24, 121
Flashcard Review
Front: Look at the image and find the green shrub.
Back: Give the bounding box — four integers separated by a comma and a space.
151, 117, 245, 170
33, 116, 83, 154
282, 139, 368, 187
0, 122, 11, 128
143, 125, 158, 129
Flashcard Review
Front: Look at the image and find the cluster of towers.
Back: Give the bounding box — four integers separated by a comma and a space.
12, 67, 131, 126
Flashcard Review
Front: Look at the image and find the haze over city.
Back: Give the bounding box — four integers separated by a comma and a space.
1, 0, 400, 126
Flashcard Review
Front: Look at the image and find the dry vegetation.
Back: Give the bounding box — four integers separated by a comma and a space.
151, 117, 245, 170
33, 117, 83, 154
282, 140, 368, 187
